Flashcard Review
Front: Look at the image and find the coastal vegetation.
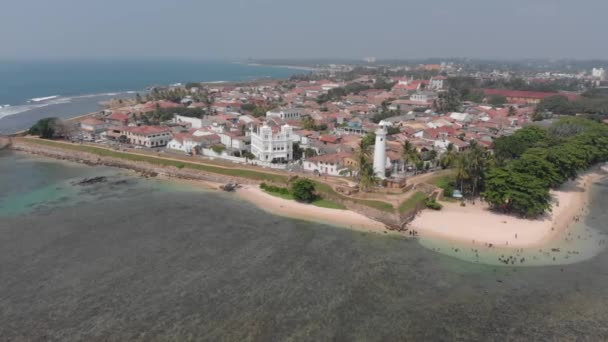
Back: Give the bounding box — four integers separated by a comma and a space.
28, 118, 63, 139
536, 89, 608, 116
484, 117, 608, 217
398, 191, 427, 213
259, 181, 346, 209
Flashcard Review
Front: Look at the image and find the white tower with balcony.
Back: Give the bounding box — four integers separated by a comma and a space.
373, 122, 388, 179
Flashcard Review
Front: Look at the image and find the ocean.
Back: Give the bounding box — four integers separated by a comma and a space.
0, 60, 299, 134
1, 151, 608, 340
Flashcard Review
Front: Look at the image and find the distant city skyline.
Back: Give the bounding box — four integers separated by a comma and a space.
1, 0, 606, 60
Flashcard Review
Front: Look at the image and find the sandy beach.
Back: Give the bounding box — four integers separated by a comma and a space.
236, 185, 392, 234
411, 170, 606, 249
156, 175, 392, 234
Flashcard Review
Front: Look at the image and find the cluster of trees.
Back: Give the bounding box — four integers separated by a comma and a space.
316, 82, 370, 103
260, 178, 317, 203
28, 118, 73, 139
453, 141, 488, 198
140, 106, 206, 125
293, 142, 317, 160
481, 78, 589, 93
484, 118, 608, 217
355, 139, 377, 191
28, 117, 61, 139
435, 87, 463, 112
537, 93, 608, 116
301, 116, 328, 131
144, 87, 212, 105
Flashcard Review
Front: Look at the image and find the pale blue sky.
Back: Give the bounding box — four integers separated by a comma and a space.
1, 0, 606, 60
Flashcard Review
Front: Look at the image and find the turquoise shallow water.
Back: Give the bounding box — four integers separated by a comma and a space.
1, 151, 608, 340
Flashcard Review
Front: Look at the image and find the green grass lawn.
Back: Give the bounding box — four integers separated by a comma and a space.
311, 199, 347, 210
398, 191, 427, 213
261, 187, 347, 210
313, 181, 394, 213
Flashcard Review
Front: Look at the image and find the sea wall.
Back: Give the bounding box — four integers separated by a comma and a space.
11, 140, 255, 187
11, 140, 405, 228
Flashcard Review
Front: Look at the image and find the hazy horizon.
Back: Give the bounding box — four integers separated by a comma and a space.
1, 0, 606, 60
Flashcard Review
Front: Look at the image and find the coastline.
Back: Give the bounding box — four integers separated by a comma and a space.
411, 169, 606, 249
9, 138, 605, 256
157, 175, 394, 235
236, 185, 393, 234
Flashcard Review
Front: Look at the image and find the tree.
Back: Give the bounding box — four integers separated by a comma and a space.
488, 95, 507, 107
402, 140, 422, 173
492, 126, 548, 163
291, 178, 316, 203
293, 142, 304, 160
512, 149, 561, 188
508, 106, 517, 117
28, 117, 59, 139
361, 132, 376, 149
454, 153, 469, 193
440, 143, 457, 169
355, 140, 376, 191
536, 95, 573, 115
304, 148, 317, 158
436, 87, 462, 113
483, 167, 552, 217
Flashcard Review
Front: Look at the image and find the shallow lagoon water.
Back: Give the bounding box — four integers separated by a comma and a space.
1, 151, 608, 341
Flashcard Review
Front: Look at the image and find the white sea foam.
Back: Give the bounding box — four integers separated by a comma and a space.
29, 95, 60, 103
0, 97, 72, 120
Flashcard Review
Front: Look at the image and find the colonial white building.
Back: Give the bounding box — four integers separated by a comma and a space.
266, 108, 302, 120
303, 152, 353, 176
429, 76, 447, 90
410, 91, 438, 104
250, 123, 294, 162
121, 126, 172, 147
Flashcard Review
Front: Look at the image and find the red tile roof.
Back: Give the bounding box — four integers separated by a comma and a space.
123, 125, 171, 136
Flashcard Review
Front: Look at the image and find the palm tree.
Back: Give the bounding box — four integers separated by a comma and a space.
356, 140, 376, 191
455, 153, 469, 194
465, 141, 487, 197
440, 143, 457, 169
402, 140, 420, 173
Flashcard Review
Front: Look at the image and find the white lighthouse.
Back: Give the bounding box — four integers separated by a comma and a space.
373, 122, 388, 179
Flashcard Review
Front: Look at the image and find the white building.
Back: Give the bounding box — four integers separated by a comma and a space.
592, 68, 606, 80
266, 108, 302, 120
250, 123, 294, 162
410, 91, 438, 104
429, 76, 447, 90
373, 123, 388, 179
173, 115, 203, 129
121, 126, 172, 147
303, 152, 353, 176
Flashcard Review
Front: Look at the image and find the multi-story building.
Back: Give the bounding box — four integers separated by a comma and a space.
410, 91, 438, 104
592, 68, 606, 80
121, 126, 172, 147
250, 123, 294, 162
266, 107, 302, 120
